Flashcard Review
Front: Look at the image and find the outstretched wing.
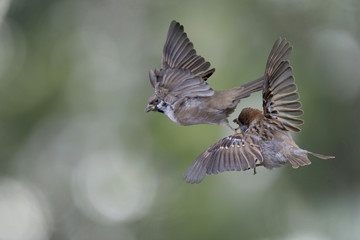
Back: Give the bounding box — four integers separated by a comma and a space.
183, 133, 263, 184
162, 20, 215, 80
263, 38, 304, 132
156, 68, 214, 104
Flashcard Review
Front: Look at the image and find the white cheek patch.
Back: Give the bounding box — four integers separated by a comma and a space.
157, 101, 169, 110
156, 100, 179, 124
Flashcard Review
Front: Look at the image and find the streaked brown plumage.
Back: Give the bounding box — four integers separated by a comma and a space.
183, 38, 335, 184
145, 20, 265, 130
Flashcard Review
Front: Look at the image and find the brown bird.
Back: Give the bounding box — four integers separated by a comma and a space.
145, 20, 266, 131
183, 38, 335, 184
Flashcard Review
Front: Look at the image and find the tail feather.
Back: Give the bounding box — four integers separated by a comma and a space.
308, 151, 335, 160
234, 76, 264, 100
288, 150, 334, 168
288, 154, 311, 169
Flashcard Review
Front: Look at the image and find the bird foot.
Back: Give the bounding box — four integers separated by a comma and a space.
253, 163, 263, 175
253, 159, 263, 175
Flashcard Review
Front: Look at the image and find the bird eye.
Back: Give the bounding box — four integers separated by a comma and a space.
151, 99, 159, 105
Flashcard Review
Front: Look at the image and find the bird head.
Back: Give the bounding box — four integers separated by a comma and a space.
233, 108, 263, 132
145, 94, 167, 114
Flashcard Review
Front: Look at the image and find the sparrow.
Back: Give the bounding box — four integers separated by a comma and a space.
145, 20, 266, 131
183, 38, 335, 184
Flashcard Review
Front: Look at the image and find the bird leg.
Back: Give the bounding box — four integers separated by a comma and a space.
253, 161, 263, 175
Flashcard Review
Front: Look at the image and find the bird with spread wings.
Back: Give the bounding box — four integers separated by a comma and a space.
183, 38, 335, 184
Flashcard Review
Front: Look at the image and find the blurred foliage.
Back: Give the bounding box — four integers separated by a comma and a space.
0, 0, 359, 240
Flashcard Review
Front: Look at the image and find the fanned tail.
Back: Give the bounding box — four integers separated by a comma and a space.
288, 155, 311, 169
289, 150, 335, 169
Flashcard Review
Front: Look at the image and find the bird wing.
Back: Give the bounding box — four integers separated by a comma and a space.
262, 38, 304, 132
155, 68, 214, 105
161, 20, 215, 80
183, 133, 263, 184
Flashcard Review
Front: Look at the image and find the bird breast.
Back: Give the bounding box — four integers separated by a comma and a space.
170, 97, 227, 126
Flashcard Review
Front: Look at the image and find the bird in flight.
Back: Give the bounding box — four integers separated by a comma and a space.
183, 38, 335, 184
145, 20, 266, 131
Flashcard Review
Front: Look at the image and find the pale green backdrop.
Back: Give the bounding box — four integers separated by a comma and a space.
0, 0, 359, 239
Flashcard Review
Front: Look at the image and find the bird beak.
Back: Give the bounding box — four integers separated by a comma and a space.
233, 118, 239, 124
145, 104, 156, 112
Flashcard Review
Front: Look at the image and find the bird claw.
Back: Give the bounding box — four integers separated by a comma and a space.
253, 163, 262, 175
253, 159, 263, 175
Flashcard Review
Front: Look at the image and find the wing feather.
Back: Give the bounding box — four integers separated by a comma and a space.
263, 38, 304, 132
162, 21, 215, 78
183, 133, 263, 184
156, 69, 214, 104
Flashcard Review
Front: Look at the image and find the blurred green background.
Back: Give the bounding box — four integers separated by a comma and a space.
0, 0, 359, 239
